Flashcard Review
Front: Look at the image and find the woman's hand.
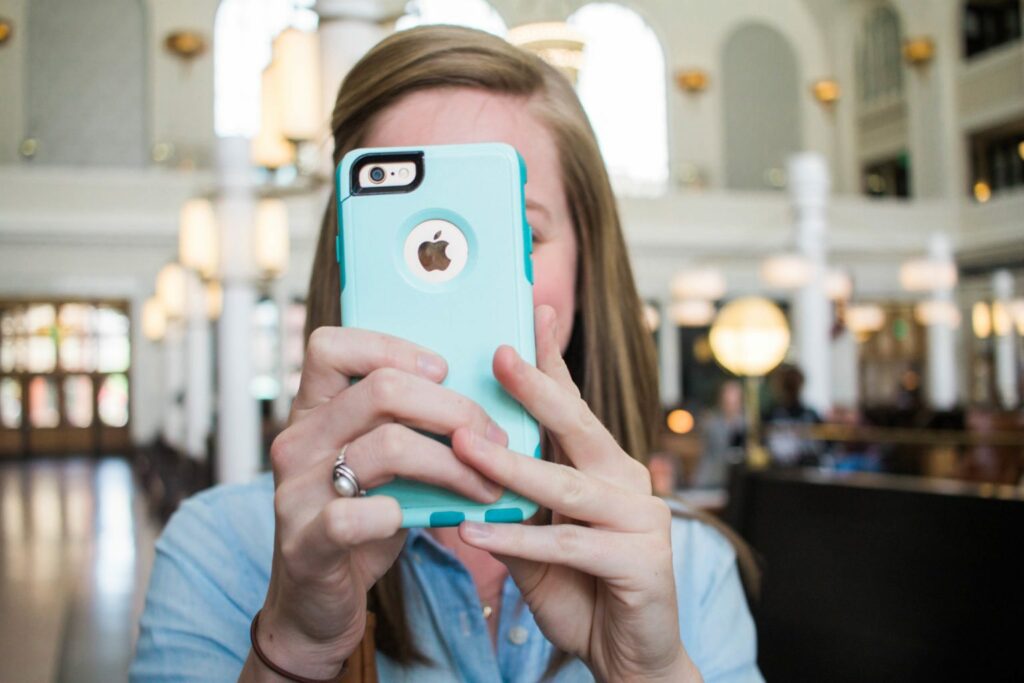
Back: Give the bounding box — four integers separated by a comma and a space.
244, 327, 506, 681
452, 306, 702, 683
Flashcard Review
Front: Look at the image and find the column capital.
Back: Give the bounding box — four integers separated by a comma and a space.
315, 0, 404, 23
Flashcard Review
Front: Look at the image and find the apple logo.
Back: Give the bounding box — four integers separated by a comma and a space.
417, 230, 451, 272
404, 219, 467, 283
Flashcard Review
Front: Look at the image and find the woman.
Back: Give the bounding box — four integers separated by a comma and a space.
131, 26, 760, 682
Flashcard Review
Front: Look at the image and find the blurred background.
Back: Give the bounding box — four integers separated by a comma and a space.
0, 0, 1022, 681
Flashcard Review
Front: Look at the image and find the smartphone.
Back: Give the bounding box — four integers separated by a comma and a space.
336, 142, 540, 528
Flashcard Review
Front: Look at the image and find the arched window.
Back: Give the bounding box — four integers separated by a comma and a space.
395, 0, 507, 36
721, 23, 801, 191
567, 3, 669, 195
857, 5, 903, 105
214, 0, 318, 138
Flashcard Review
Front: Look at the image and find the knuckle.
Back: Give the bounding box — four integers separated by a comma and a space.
555, 525, 583, 556
647, 496, 673, 528
379, 335, 407, 371
374, 423, 407, 461
324, 505, 358, 548
558, 466, 590, 508
631, 458, 654, 494
279, 537, 306, 577
571, 398, 599, 435
272, 487, 289, 521
306, 326, 334, 360
366, 367, 404, 409
269, 431, 294, 474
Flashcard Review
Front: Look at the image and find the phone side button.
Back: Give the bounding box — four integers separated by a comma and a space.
336, 234, 346, 290
484, 508, 524, 524
522, 219, 534, 284
429, 511, 465, 527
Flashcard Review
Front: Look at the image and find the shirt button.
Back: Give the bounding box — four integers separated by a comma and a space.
508, 626, 528, 646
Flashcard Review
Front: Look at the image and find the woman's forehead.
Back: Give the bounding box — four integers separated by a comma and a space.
362, 88, 566, 215
364, 88, 539, 147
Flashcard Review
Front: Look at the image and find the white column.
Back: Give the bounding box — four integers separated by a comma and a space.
658, 300, 680, 406
216, 137, 262, 484
162, 320, 186, 451
184, 271, 212, 460
925, 233, 958, 410
315, 3, 389, 175
788, 152, 832, 416
830, 326, 859, 408
993, 270, 1019, 409
899, 0, 966, 199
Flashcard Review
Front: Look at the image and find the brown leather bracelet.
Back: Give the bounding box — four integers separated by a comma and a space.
249, 609, 347, 683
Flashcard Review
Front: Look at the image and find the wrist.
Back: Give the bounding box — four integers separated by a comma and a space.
253, 607, 359, 680
644, 645, 701, 683
604, 645, 701, 683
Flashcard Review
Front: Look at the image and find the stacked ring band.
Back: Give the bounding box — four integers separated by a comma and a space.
332, 444, 364, 498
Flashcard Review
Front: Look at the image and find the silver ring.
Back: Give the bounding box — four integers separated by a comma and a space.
332, 444, 365, 498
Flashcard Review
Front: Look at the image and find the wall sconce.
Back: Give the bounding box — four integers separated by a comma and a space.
142, 297, 168, 342
972, 301, 992, 339
670, 300, 715, 327
179, 198, 219, 279
255, 198, 290, 278
845, 303, 886, 340
899, 257, 958, 292
205, 281, 223, 321
675, 69, 709, 94
902, 37, 935, 67
274, 28, 322, 142
0, 17, 13, 46
671, 267, 726, 301
973, 180, 992, 203
156, 263, 187, 319
164, 30, 206, 60
760, 252, 812, 290
811, 79, 840, 106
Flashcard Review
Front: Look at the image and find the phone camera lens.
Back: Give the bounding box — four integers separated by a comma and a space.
369, 166, 386, 183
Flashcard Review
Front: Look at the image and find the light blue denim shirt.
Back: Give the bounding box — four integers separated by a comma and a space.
131, 473, 762, 682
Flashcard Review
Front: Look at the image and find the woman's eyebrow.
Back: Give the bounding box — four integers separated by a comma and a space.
525, 199, 551, 218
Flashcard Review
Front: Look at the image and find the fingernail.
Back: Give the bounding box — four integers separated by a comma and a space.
485, 420, 508, 445
417, 353, 446, 379
483, 481, 503, 500
462, 521, 493, 540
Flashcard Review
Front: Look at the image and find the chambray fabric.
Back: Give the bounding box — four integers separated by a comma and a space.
130, 473, 763, 682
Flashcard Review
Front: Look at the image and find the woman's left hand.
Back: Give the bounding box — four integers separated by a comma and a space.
452, 305, 702, 683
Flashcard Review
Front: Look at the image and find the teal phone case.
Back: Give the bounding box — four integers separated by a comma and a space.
336, 142, 540, 528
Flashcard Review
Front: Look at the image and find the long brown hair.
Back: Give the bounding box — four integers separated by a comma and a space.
304, 25, 660, 665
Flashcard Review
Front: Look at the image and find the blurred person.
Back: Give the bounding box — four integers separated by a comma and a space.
763, 364, 823, 466
131, 26, 760, 682
695, 380, 745, 488
647, 451, 680, 496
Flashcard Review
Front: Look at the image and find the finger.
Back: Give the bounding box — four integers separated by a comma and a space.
283, 495, 404, 575
493, 345, 643, 485
345, 424, 502, 502
534, 305, 576, 393
459, 521, 641, 580
272, 367, 507, 481
451, 427, 658, 531
292, 327, 448, 416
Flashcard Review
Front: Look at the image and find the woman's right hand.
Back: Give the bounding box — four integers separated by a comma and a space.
242, 327, 506, 681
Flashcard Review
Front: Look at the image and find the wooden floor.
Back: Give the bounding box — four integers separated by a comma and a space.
0, 457, 157, 683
